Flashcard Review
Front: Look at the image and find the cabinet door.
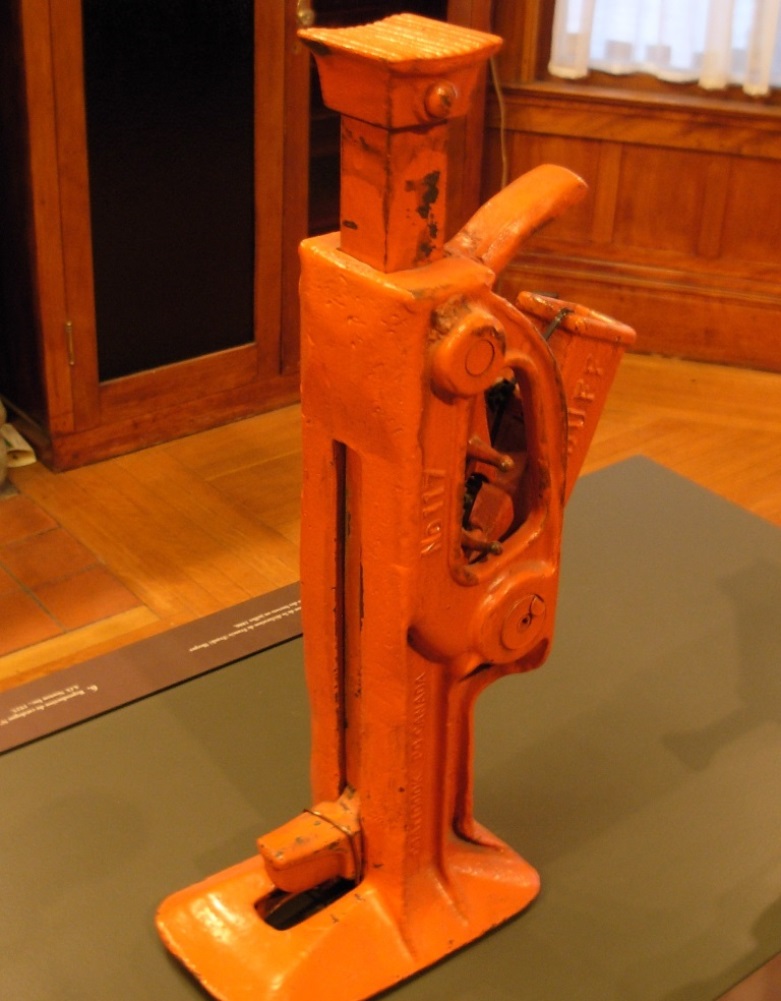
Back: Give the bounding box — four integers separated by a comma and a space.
81, 0, 257, 382
39, 0, 305, 467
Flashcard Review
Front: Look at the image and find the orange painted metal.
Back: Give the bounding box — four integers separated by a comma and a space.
156, 15, 635, 1001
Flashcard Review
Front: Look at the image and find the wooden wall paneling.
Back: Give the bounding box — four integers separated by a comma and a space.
498, 251, 781, 373
494, 85, 781, 160
496, 257, 781, 371
611, 146, 709, 258
482, 74, 781, 370
720, 158, 781, 268
696, 157, 731, 260
589, 142, 622, 245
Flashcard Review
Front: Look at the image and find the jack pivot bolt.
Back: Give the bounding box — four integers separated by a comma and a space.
461, 528, 502, 556
431, 308, 506, 398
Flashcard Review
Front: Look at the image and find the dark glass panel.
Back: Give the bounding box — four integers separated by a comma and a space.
82, 0, 255, 381
0, 4, 46, 424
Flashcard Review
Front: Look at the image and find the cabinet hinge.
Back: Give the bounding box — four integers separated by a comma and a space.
296, 0, 315, 28
65, 320, 75, 366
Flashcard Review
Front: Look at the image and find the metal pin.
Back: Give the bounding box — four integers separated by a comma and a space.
461, 528, 502, 556
466, 435, 514, 472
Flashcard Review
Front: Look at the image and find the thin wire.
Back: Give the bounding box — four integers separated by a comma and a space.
489, 56, 509, 189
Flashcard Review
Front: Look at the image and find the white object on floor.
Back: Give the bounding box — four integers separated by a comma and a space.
1, 422, 36, 468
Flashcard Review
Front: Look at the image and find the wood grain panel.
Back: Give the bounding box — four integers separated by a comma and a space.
611, 146, 706, 257
696, 157, 731, 259
589, 143, 622, 245
498, 258, 781, 371
720, 158, 781, 264
484, 82, 781, 370
498, 84, 781, 160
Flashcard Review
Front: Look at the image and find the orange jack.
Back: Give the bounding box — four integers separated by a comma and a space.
156, 15, 635, 1000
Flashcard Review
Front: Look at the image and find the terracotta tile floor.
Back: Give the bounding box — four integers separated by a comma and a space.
0, 493, 141, 657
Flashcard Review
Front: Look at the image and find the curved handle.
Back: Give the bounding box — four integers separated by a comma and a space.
445, 164, 587, 276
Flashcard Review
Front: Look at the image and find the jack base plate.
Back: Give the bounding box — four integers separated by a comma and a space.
157, 837, 539, 1001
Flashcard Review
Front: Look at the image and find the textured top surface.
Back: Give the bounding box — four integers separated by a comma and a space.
299, 13, 501, 64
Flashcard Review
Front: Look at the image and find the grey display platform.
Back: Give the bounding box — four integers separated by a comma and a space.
2, 458, 780, 1000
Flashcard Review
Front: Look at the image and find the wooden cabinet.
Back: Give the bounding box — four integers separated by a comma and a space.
1, 0, 308, 469
0, 0, 492, 470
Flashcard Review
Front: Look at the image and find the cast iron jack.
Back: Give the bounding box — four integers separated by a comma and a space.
157, 15, 635, 1000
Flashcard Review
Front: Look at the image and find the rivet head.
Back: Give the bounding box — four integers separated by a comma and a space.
423, 81, 458, 119
499, 594, 546, 652
430, 308, 506, 398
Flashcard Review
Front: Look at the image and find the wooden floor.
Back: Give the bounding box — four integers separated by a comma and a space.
1, 353, 779, 692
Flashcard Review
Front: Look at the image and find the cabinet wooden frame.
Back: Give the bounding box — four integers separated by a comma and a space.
12, 0, 307, 470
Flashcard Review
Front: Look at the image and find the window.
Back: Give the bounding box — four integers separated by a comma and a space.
549, 0, 781, 96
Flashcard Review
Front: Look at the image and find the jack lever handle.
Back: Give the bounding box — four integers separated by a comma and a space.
446, 164, 587, 276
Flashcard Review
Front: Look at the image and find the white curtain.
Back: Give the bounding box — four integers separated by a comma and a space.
549, 0, 781, 96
